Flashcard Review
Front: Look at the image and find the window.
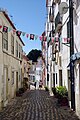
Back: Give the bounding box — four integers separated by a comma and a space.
3, 32, 8, 50
19, 44, 20, 58
19, 44, 22, 58
33, 76, 35, 81
59, 70, 62, 86
24, 63, 26, 72
11, 35, 14, 54
52, 4, 54, 17
59, 56, 62, 67
16, 41, 18, 57
56, 73, 57, 84
12, 71, 14, 84
53, 73, 55, 87
19, 75, 20, 81
21, 47, 23, 59
47, 22, 49, 30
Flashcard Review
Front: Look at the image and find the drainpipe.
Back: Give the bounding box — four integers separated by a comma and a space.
69, 0, 75, 111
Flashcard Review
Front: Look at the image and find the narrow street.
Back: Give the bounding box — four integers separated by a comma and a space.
0, 90, 79, 120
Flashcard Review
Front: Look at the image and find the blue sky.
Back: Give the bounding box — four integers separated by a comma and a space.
0, 0, 46, 54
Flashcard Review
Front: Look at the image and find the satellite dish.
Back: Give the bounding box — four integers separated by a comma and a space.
58, 2, 68, 15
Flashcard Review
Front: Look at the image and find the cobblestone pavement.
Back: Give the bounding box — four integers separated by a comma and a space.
0, 90, 80, 120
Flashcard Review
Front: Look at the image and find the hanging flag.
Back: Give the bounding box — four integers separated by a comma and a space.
64, 38, 67, 42
43, 36, 46, 41
52, 37, 54, 43
59, 36, 62, 42
46, 37, 50, 42
35, 35, 38, 40
3, 26, 8, 32
30, 34, 34, 40
0, 25, 2, 29
16, 31, 22, 36
26, 34, 29, 38
39, 36, 42, 40
67, 38, 70, 42
22, 32, 26, 36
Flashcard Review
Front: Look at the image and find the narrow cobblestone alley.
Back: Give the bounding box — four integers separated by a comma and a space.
0, 90, 80, 120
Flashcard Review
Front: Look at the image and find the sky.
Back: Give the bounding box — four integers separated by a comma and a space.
0, 0, 46, 54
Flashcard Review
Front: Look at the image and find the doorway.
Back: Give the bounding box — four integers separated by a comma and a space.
16, 72, 18, 90
53, 73, 55, 87
3, 67, 8, 102
67, 69, 71, 101
59, 70, 62, 86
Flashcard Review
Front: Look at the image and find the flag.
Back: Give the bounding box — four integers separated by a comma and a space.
52, 37, 54, 43
0, 25, 2, 29
64, 38, 67, 42
59, 36, 62, 42
47, 37, 50, 42
44, 36, 46, 41
26, 34, 29, 38
3, 26, 8, 32
22, 32, 26, 36
30, 34, 34, 40
39, 36, 42, 40
67, 38, 70, 43
35, 35, 38, 40
16, 31, 22, 36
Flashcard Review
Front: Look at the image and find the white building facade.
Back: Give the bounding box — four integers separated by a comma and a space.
45, 0, 80, 118
0, 11, 24, 109
45, 0, 55, 91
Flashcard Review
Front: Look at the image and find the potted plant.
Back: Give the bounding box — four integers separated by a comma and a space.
16, 89, 22, 97
16, 87, 25, 97
45, 86, 49, 91
52, 87, 57, 95
19, 88, 25, 94
56, 86, 68, 106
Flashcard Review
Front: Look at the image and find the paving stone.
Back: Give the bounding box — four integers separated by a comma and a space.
0, 90, 80, 120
